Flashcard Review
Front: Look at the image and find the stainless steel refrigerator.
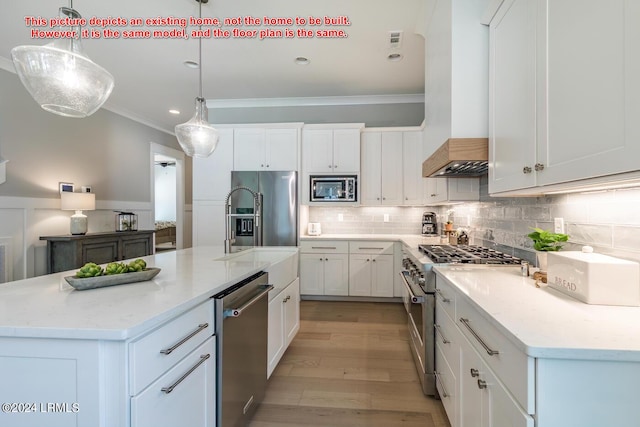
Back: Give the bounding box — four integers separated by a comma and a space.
229, 171, 298, 249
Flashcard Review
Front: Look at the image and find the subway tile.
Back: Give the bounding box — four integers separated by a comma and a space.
613, 226, 640, 251
566, 223, 613, 247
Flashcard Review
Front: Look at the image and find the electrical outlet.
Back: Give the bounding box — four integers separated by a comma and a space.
383, 213, 389, 222
554, 217, 565, 234
338, 213, 344, 222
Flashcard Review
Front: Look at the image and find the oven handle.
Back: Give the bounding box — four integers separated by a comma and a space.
399, 271, 424, 303
224, 285, 274, 318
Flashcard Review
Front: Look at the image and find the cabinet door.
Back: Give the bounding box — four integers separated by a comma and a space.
333, 129, 361, 172
371, 254, 394, 297
360, 132, 382, 205
299, 254, 324, 295
121, 235, 152, 261
402, 131, 424, 205
266, 128, 298, 170
192, 201, 226, 247
267, 292, 285, 378
489, 0, 537, 193
536, 0, 640, 185
424, 178, 448, 204
348, 254, 372, 296
82, 240, 118, 265
381, 132, 404, 205
193, 128, 234, 200
447, 178, 479, 202
284, 278, 300, 346
460, 337, 485, 427
324, 254, 349, 296
131, 337, 215, 427
484, 365, 534, 427
302, 129, 334, 173
233, 128, 265, 170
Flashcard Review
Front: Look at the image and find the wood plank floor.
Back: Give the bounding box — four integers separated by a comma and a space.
249, 300, 451, 427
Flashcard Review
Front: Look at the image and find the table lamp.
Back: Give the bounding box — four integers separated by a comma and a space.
61, 192, 95, 235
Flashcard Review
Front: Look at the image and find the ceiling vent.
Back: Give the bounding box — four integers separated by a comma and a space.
388, 31, 403, 49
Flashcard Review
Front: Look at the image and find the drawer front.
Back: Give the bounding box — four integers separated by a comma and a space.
299, 240, 349, 254
435, 277, 456, 322
435, 343, 457, 426
456, 297, 534, 413
435, 302, 460, 374
349, 241, 394, 255
131, 337, 216, 427
130, 301, 214, 395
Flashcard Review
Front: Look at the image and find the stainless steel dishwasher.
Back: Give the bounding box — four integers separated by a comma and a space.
212, 271, 273, 427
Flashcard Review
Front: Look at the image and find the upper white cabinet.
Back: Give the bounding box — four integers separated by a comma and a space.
424, 178, 480, 205
361, 131, 403, 206
302, 126, 362, 174
402, 131, 424, 205
193, 128, 234, 200
233, 127, 299, 171
489, 0, 640, 194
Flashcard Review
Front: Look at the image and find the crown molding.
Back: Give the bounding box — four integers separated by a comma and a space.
206, 94, 424, 109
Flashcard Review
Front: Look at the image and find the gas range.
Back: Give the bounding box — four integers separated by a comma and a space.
418, 244, 522, 265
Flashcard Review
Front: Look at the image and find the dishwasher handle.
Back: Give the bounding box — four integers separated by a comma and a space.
224, 284, 274, 318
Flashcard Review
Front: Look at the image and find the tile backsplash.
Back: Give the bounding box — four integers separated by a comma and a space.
308, 206, 427, 235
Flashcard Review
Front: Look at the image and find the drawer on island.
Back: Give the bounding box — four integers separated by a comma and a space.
129, 300, 214, 395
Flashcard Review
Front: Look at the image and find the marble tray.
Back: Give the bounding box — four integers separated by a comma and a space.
64, 268, 161, 291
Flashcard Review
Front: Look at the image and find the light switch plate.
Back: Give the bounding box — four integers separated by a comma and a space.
554, 217, 565, 234
383, 214, 389, 222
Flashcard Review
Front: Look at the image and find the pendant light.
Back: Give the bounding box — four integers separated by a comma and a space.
175, 0, 219, 158
10, 2, 114, 118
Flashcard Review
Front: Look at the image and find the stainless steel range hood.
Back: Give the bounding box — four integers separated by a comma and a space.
421, 138, 488, 177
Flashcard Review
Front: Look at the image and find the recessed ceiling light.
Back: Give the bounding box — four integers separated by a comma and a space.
387, 53, 403, 62
183, 60, 199, 69
294, 57, 310, 65
169, 109, 180, 115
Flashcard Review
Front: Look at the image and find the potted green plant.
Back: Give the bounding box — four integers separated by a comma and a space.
527, 227, 569, 271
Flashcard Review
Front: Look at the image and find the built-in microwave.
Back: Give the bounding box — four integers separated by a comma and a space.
310, 175, 357, 202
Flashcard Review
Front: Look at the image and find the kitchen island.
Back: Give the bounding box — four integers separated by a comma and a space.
434, 265, 640, 427
0, 246, 297, 427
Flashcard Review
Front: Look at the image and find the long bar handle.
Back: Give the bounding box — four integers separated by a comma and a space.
358, 247, 385, 250
459, 318, 499, 356
435, 288, 451, 303
434, 372, 449, 398
160, 323, 209, 355
224, 285, 274, 318
434, 324, 450, 344
161, 354, 210, 394
311, 246, 337, 250
399, 272, 424, 303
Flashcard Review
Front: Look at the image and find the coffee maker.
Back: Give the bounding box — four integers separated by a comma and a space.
422, 212, 438, 235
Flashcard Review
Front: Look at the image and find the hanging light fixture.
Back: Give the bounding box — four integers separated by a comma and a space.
10, 2, 114, 118
175, 0, 219, 158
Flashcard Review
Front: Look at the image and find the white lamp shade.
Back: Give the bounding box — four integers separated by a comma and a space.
61, 192, 95, 211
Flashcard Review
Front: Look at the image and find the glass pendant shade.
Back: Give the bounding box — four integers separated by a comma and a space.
10, 7, 114, 118
175, 97, 219, 158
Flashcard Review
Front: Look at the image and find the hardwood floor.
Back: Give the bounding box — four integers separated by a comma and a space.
249, 300, 451, 427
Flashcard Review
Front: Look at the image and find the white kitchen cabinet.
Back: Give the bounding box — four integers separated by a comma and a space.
489, 0, 640, 194
302, 126, 362, 173
424, 177, 479, 204
131, 337, 216, 427
233, 127, 298, 171
268, 278, 300, 378
361, 131, 403, 206
193, 128, 234, 200
348, 241, 394, 297
402, 131, 424, 205
299, 241, 350, 296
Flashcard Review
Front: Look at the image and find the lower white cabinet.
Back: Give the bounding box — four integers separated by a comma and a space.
131, 337, 216, 427
299, 241, 349, 296
349, 254, 394, 297
268, 278, 300, 378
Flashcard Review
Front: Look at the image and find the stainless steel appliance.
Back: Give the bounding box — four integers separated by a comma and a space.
212, 271, 273, 427
400, 245, 522, 396
421, 212, 438, 235
310, 175, 357, 202
227, 171, 298, 251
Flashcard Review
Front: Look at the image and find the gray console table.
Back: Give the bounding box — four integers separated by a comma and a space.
40, 230, 154, 274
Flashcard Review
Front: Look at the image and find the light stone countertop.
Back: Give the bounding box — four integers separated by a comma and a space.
0, 246, 292, 341
434, 265, 640, 362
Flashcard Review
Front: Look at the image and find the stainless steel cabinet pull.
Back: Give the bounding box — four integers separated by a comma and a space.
225, 285, 274, 318
311, 246, 337, 250
325, 258, 329, 261
372, 259, 376, 262
328, 165, 333, 169
334, 164, 338, 168
534, 163, 545, 171
377, 197, 380, 200
283, 295, 291, 303
523, 166, 532, 174
366, 258, 370, 262
161, 354, 210, 394
434, 324, 450, 344
434, 372, 449, 398
470, 368, 479, 378
266, 164, 270, 168
477, 379, 487, 390
320, 258, 323, 261
459, 318, 499, 356
160, 323, 209, 355
359, 247, 384, 250
435, 288, 450, 303
431, 193, 437, 197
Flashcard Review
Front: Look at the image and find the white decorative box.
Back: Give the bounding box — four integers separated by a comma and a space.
547, 249, 640, 306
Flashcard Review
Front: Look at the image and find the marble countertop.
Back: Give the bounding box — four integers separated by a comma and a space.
434, 265, 640, 362
0, 246, 291, 341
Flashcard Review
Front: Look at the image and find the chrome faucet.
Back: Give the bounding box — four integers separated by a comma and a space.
224, 186, 262, 253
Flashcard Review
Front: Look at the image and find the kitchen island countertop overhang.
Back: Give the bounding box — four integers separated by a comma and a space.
0, 246, 297, 341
